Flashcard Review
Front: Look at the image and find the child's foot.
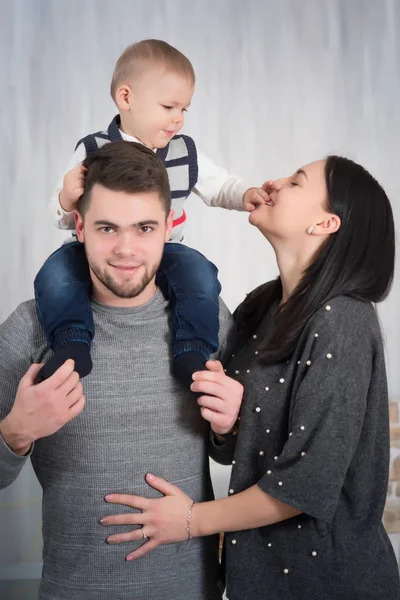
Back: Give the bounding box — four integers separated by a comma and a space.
172, 352, 208, 389
37, 342, 93, 383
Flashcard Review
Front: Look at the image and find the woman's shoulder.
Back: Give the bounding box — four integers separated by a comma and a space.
304, 296, 382, 348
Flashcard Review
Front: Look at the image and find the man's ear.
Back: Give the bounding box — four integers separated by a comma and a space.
74, 210, 85, 242
165, 210, 174, 242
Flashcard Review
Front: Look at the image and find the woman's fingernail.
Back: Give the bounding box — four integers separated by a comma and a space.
107, 536, 116, 544
99, 518, 107, 525
147, 473, 155, 481
104, 495, 112, 501
126, 554, 133, 561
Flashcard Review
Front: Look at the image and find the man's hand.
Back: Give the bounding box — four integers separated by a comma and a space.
242, 182, 272, 212
0, 360, 85, 455
190, 361, 243, 435
59, 164, 87, 212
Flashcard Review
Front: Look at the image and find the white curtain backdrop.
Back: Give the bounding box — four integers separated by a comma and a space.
0, 0, 399, 578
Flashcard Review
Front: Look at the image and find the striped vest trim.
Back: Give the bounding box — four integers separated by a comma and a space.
75, 115, 199, 198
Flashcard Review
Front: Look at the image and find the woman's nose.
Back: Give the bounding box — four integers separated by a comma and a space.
271, 178, 283, 191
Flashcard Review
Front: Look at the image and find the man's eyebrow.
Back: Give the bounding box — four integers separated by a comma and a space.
133, 220, 160, 227
93, 220, 118, 227
93, 220, 160, 227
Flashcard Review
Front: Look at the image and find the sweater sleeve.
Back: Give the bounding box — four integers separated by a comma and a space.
0, 303, 40, 490
257, 300, 381, 523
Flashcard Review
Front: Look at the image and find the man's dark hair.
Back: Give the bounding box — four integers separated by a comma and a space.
78, 141, 171, 216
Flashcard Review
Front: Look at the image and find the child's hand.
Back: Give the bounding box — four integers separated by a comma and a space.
243, 182, 272, 212
59, 164, 87, 212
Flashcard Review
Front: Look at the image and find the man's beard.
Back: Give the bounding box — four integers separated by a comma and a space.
88, 257, 159, 299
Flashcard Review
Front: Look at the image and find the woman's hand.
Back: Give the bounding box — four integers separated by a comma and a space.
101, 475, 194, 561
191, 360, 243, 435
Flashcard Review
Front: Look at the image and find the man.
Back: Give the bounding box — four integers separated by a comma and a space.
0, 142, 240, 600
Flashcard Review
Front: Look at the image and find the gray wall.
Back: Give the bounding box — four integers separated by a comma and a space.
0, 0, 399, 577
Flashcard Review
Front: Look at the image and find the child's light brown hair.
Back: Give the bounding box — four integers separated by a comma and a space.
110, 39, 195, 101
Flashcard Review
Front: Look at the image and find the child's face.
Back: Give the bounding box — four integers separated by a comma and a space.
119, 67, 194, 148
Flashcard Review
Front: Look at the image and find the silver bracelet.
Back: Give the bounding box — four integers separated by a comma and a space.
186, 501, 196, 540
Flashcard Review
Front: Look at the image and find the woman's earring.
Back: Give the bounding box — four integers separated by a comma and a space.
307, 225, 315, 235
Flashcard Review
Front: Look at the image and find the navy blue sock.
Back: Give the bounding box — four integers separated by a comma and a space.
37, 342, 93, 383
172, 352, 208, 389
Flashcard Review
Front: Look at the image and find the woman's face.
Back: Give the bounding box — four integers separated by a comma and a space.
249, 160, 334, 242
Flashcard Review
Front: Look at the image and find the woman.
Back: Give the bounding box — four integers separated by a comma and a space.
100, 156, 400, 599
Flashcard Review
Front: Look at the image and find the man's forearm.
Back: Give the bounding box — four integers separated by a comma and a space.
192, 484, 301, 537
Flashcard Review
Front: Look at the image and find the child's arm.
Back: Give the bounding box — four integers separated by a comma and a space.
48, 143, 87, 230
194, 151, 270, 212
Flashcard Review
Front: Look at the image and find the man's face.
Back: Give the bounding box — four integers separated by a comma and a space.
75, 183, 173, 307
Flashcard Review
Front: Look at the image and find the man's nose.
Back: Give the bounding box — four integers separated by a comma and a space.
114, 231, 137, 256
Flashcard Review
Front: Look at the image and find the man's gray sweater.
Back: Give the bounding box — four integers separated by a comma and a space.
0, 290, 234, 600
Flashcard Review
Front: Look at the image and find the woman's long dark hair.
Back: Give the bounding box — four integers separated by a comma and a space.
235, 155, 395, 364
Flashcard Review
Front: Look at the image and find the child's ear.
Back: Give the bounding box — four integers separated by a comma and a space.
115, 84, 132, 112
74, 211, 85, 242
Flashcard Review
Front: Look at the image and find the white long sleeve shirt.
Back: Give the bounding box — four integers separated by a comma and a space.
49, 128, 249, 240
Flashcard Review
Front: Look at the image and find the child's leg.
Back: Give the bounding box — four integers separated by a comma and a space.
34, 241, 94, 382
156, 243, 221, 388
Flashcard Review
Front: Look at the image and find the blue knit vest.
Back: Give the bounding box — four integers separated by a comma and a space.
75, 115, 199, 241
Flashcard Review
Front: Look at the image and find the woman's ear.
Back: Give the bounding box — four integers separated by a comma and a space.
314, 214, 341, 235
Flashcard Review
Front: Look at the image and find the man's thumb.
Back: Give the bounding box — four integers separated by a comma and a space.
21, 364, 44, 386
